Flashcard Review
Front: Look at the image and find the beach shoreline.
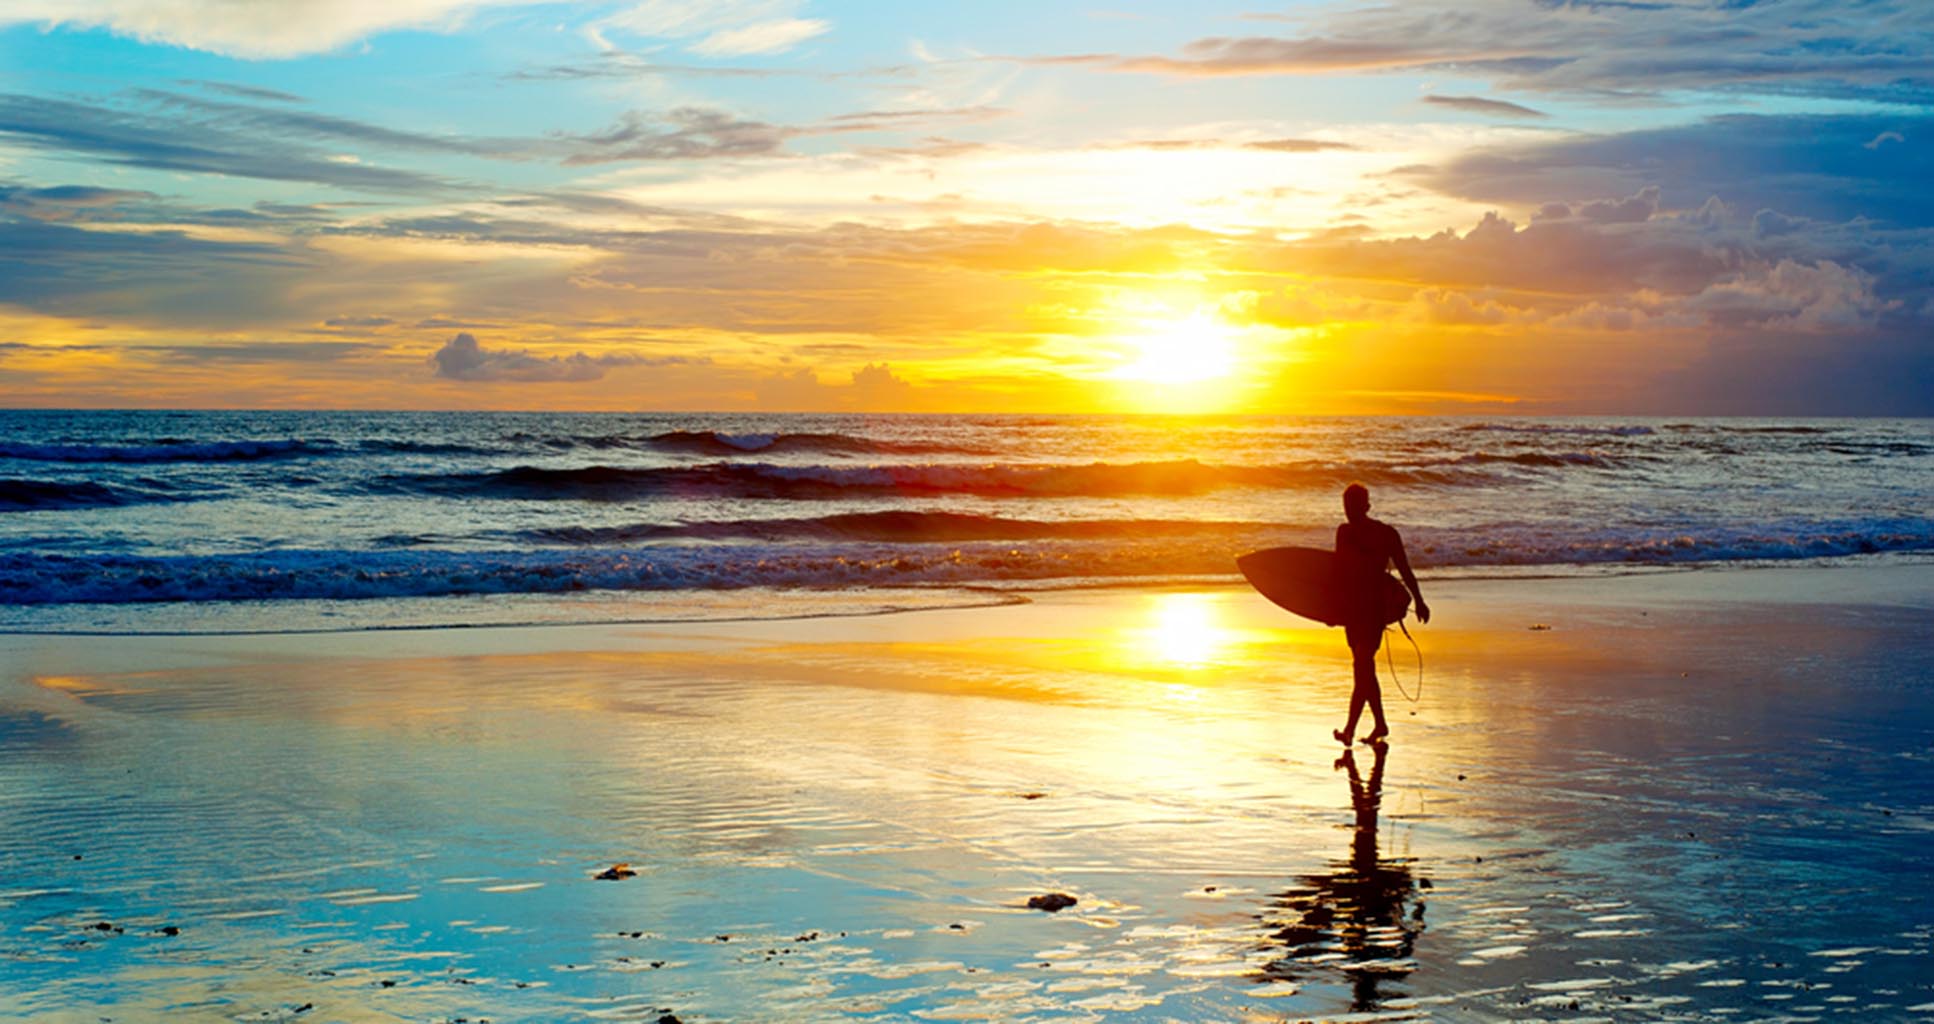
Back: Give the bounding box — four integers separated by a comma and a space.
4, 559, 1932, 1021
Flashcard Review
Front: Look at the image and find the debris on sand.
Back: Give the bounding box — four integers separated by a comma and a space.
1528, 623, 1552, 631
1027, 893, 1077, 912
593, 863, 636, 881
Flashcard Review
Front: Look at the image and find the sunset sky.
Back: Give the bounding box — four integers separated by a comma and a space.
1, 0, 1929, 413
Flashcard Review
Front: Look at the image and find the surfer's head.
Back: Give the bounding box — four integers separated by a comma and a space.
1342, 483, 1371, 521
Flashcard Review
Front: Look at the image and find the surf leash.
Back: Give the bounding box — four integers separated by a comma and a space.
1384, 619, 1424, 708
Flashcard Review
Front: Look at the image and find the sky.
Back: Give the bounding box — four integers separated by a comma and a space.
0, 0, 1930, 414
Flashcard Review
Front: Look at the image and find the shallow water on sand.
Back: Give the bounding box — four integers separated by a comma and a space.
3, 570, 1933, 1021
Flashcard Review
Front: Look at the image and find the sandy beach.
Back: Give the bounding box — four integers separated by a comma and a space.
3, 559, 1932, 1022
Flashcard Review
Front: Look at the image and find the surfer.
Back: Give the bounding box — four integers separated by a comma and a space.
1333, 483, 1428, 747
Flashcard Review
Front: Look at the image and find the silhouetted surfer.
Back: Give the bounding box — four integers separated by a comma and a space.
1333, 483, 1428, 747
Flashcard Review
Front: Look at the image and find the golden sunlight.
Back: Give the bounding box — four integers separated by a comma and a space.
1137, 592, 1237, 669
1113, 311, 1238, 384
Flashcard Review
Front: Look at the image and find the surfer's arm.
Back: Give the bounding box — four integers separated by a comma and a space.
1391, 534, 1430, 624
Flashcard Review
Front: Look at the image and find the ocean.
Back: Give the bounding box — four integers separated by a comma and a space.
2, 410, 1929, 632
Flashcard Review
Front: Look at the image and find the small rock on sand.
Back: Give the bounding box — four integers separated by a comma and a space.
1027, 893, 1078, 912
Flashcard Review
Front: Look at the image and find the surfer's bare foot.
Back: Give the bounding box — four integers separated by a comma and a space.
1362, 729, 1388, 746
1333, 729, 1352, 746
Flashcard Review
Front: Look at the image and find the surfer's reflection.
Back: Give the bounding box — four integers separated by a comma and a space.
1254, 742, 1423, 1010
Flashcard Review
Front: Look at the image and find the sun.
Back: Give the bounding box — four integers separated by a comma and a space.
1113, 310, 1238, 384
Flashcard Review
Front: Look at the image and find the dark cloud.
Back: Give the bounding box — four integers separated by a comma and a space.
1531, 186, 1662, 224
177, 79, 308, 104
818, 106, 1010, 133
558, 107, 793, 164
1415, 113, 1934, 226
429, 332, 692, 382
130, 88, 528, 160
135, 341, 384, 363
0, 93, 462, 195
1025, 0, 1934, 105
0, 184, 157, 221
0, 214, 297, 310
1422, 94, 1549, 119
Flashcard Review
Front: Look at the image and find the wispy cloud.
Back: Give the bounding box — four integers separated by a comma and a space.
0, 0, 525, 58
176, 79, 307, 104
1422, 94, 1549, 119
1122, 138, 1358, 153
600, 0, 829, 57
0, 93, 465, 195
557, 107, 792, 164
1017, 0, 1934, 105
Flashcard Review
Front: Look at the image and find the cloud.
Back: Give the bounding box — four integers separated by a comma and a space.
1412, 287, 1524, 325
0, 0, 522, 58
429, 332, 691, 382
0, 92, 462, 195
1531, 186, 1661, 224
689, 17, 826, 56
819, 106, 1008, 133
602, 0, 829, 57
1683, 259, 1893, 332
1123, 137, 1358, 153
1422, 94, 1548, 119
755, 361, 918, 409
177, 79, 306, 103
1025, 0, 1934, 105
558, 107, 793, 164
0, 183, 156, 221
0, 212, 296, 312
1413, 113, 1934, 227
137, 341, 384, 363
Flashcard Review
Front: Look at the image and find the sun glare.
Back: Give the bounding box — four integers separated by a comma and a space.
1115, 311, 1238, 384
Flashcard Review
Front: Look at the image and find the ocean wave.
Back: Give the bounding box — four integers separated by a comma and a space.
525, 511, 1275, 545
1458, 422, 1655, 437
4, 519, 1927, 605
0, 478, 178, 512
1451, 451, 1630, 469
380, 459, 1508, 502
642, 430, 981, 457
0, 438, 328, 463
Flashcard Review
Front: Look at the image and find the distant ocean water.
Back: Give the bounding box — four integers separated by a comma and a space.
2, 410, 1929, 631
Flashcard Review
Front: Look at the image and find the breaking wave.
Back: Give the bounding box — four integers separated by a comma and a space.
0, 439, 327, 463
380, 458, 1538, 502
0, 478, 181, 512
2, 518, 1928, 605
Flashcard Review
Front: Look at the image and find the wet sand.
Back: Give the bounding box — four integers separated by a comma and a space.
3, 560, 1932, 1022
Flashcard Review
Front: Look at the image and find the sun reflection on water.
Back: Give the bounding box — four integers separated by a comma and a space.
1135, 592, 1238, 670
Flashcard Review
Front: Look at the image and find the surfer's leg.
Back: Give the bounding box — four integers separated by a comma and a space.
1341, 624, 1376, 742
1350, 624, 1388, 743
1363, 679, 1388, 743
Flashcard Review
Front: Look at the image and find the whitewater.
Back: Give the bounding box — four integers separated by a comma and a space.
2, 410, 1929, 632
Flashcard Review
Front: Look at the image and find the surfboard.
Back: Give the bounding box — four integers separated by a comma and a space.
1235, 546, 1411, 627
